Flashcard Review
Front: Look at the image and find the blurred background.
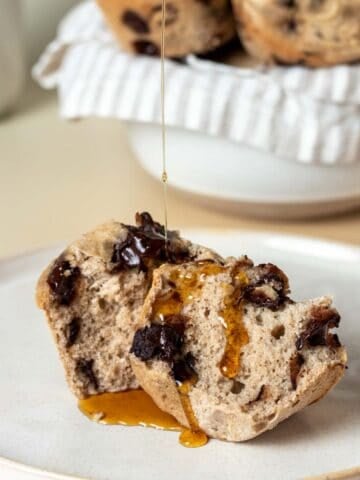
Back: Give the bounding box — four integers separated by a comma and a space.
24, 0, 80, 66
1, 0, 359, 259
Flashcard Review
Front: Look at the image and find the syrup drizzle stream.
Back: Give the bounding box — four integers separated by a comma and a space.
178, 378, 208, 448
160, 0, 168, 245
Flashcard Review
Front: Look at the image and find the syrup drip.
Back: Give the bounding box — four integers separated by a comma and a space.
79, 389, 180, 430
178, 377, 208, 448
78, 390, 207, 448
219, 269, 249, 378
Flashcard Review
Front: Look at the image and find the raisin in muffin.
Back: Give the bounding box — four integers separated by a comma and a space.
232, 0, 360, 66
96, 0, 236, 57
130, 258, 347, 441
36, 213, 222, 399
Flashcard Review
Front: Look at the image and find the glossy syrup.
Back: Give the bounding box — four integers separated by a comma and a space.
178, 378, 208, 448
79, 389, 181, 430
219, 269, 249, 378
152, 263, 249, 380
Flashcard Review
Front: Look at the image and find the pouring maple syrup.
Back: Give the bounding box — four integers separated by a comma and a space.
160, 0, 168, 244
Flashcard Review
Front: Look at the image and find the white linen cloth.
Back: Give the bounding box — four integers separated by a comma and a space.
33, 0, 360, 165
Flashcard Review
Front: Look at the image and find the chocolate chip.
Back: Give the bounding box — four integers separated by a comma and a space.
231, 380, 245, 394
47, 259, 80, 306
172, 353, 197, 384
271, 324, 285, 339
296, 306, 341, 350
131, 317, 199, 384
244, 263, 291, 310
133, 40, 160, 56
122, 9, 149, 33
131, 322, 184, 362
111, 212, 190, 272
65, 317, 80, 348
76, 359, 98, 390
289, 353, 304, 389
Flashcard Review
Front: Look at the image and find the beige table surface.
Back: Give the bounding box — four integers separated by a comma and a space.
1, 82, 359, 259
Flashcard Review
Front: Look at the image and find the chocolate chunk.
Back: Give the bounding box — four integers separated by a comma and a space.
122, 9, 149, 33
244, 263, 290, 310
131, 318, 199, 384
47, 259, 80, 306
131, 322, 184, 362
172, 353, 197, 384
289, 353, 304, 389
271, 324, 285, 339
255, 263, 290, 293
111, 212, 190, 272
76, 359, 98, 390
231, 380, 245, 394
65, 317, 81, 348
133, 40, 160, 56
296, 306, 341, 350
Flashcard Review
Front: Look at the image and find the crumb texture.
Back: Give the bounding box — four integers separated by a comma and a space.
131, 258, 347, 441
36, 213, 221, 399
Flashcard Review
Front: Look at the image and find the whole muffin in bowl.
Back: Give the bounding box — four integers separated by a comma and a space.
96, 0, 236, 57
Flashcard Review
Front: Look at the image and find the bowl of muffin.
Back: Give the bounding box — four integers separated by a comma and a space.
94, 0, 360, 218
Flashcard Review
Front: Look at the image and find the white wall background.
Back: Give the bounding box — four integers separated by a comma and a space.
23, 0, 81, 65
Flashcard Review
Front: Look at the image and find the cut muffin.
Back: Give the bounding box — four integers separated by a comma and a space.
232, 0, 360, 66
36, 213, 222, 399
130, 258, 347, 442
96, 0, 236, 58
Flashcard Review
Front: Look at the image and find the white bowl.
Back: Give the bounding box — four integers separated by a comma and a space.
126, 123, 360, 219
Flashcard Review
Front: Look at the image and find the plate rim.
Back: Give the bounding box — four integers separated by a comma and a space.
0, 456, 86, 480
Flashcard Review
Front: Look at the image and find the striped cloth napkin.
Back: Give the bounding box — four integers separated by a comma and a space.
33, 0, 360, 166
